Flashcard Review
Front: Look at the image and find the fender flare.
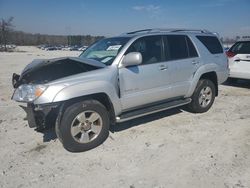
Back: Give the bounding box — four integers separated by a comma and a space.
186, 63, 218, 97
52, 81, 122, 115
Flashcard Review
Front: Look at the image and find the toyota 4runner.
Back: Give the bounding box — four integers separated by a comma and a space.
12, 29, 229, 152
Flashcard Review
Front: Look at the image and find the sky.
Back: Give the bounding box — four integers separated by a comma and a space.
0, 0, 250, 38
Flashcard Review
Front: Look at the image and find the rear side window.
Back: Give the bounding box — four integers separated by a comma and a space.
229, 41, 250, 54
165, 35, 188, 60
163, 35, 198, 60
196, 36, 223, 54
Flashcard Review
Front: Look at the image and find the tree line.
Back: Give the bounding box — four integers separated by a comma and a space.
5, 31, 104, 46
0, 17, 104, 51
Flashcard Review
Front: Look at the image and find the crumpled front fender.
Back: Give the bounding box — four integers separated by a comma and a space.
52, 81, 122, 115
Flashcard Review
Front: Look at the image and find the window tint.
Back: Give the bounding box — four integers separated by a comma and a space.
165, 35, 188, 60
196, 36, 223, 54
229, 41, 250, 54
186, 37, 198, 57
126, 36, 163, 65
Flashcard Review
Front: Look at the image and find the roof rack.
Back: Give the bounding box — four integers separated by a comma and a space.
170, 29, 211, 33
126, 29, 153, 34
125, 28, 212, 35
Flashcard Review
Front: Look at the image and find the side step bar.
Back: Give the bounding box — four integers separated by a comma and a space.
116, 98, 191, 123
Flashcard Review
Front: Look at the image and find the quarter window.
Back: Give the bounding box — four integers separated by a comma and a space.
196, 36, 223, 54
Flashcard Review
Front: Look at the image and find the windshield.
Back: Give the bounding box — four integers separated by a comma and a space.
79, 37, 131, 65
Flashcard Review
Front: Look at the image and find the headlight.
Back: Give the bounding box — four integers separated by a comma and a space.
12, 84, 48, 102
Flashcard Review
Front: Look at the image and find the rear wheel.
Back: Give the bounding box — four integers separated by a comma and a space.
56, 100, 110, 152
187, 79, 215, 113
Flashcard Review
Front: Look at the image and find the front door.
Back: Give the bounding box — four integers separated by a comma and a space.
119, 36, 172, 111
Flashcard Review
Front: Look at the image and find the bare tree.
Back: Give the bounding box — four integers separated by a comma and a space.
0, 17, 14, 51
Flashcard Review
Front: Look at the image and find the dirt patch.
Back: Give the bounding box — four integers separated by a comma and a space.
29, 144, 47, 153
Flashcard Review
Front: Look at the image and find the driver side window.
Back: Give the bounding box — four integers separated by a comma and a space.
126, 36, 163, 65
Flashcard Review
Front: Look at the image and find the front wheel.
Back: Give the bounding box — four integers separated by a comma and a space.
56, 100, 110, 152
187, 79, 216, 113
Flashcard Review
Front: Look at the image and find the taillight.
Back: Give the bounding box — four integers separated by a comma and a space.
226, 51, 235, 58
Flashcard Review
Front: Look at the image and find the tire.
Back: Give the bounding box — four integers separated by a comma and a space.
56, 100, 110, 152
187, 79, 216, 113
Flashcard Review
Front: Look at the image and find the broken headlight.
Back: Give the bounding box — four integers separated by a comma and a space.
12, 84, 48, 102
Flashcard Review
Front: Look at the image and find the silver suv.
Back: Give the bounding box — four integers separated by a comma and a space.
12, 29, 229, 152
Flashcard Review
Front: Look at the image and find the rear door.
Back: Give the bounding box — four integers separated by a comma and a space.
119, 35, 172, 110
163, 35, 200, 97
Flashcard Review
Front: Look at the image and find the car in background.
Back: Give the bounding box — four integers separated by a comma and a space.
40, 45, 49, 50
226, 39, 250, 81
61, 46, 70, 51
78, 46, 88, 51
45, 46, 57, 51
69, 46, 80, 51
0, 44, 16, 50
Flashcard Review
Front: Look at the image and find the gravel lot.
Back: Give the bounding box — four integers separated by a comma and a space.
0, 46, 250, 188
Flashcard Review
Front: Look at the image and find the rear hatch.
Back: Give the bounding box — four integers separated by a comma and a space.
227, 41, 250, 73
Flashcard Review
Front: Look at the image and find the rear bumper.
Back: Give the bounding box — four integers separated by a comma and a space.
229, 71, 250, 80
20, 102, 61, 130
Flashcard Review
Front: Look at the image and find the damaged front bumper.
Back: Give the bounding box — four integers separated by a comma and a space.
12, 72, 61, 131
20, 102, 61, 131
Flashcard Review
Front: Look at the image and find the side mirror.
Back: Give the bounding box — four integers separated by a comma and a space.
120, 52, 142, 67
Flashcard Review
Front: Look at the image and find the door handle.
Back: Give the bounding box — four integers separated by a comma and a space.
159, 64, 168, 70
192, 60, 199, 65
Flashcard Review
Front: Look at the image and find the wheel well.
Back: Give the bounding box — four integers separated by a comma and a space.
200, 71, 218, 96
62, 93, 116, 124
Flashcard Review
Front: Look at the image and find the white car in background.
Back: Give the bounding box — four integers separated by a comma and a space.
78, 46, 88, 51
227, 39, 250, 80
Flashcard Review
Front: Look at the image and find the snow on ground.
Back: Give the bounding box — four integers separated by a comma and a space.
0, 46, 250, 188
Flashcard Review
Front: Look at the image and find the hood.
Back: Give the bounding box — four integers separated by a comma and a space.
14, 57, 106, 88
